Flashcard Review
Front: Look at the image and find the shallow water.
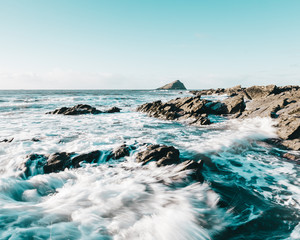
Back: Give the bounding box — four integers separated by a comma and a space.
0, 90, 299, 240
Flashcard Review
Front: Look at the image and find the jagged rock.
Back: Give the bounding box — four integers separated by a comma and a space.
245, 85, 277, 100
43, 152, 74, 173
111, 144, 133, 160
0, 138, 14, 143
222, 95, 246, 114
72, 150, 102, 168
105, 107, 121, 113
137, 97, 212, 125
157, 80, 187, 90
46, 104, 102, 115
277, 116, 300, 140
204, 101, 227, 114
136, 144, 180, 166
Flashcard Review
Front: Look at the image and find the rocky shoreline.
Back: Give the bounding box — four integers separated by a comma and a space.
138, 85, 300, 151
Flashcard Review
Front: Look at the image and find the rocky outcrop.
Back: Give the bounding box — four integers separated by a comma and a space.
137, 97, 212, 125
46, 104, 122, 115
141, 84, 300, 151
157, 80, 187, 90
22, 150, 103, 177
137, 94, 246, 125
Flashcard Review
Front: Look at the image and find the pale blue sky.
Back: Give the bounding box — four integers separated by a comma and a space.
0, 0, 299, 89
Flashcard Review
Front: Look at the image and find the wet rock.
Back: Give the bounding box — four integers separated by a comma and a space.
46, 104, 102, 115
72, 150, 102, 168
22, 154, 47, 177
31, 138, 40, 142
157, 80, 186, 90
137, 97, 211, 125
43, 152, 74, 173
104, 107, 121, 113
0, 138, 14, 143
111, 144, 134, 160
175, 160, 204, 181
222, 95, 246, 114
136, 144, 180, 166
204, 101, 227, 114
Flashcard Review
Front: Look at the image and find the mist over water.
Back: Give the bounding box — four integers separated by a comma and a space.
0, 90, 299, 240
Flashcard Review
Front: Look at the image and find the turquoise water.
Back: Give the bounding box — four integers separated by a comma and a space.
0, 90, 299, 240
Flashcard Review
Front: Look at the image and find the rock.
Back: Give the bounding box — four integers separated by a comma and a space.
204, 101, 227, 114
245, 85, 277, 100
0, 138, 14, 143
136, 144, 180, 166
31, 138, 40, 142
47, 104, 102, 115
282, 153, 299, 162
157, 80, 187, 90
43, 152, 74, 173
111, 144, 133, 160
222, 95, 246, 114
175, 160, 204, 181
72, 150, 102, 168
22, 154, 47, 177
104, 107, 121, 113
281, 139, 300, 151
277, 116, 300, 140
137, 96, 212, 126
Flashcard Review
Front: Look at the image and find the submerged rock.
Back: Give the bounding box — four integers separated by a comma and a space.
157, 80, 187, 90
105, 107, 121, 113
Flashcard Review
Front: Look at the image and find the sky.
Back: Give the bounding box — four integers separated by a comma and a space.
0, 0, 299, 89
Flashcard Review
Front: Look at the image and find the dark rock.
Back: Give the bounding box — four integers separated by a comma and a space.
104, 107, 121, 113
46, 104, 102, 115
31, 138, 40, 142
157, 80, 187, 90
43, 152, 74, 173
111, 144, 134, 160
136, 144, 180, 166
0, 138, 14, 143
72, 150, 102, 168
204, 101, 227, 114
22, 154, 47, 177
175, 160, 204, 181
137, 96, 211, 126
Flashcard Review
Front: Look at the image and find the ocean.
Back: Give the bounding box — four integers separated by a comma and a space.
0, 90, 299, 240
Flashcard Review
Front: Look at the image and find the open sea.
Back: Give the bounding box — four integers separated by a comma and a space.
0, 90, 299, 240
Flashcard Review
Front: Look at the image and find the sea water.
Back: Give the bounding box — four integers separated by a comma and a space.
0, 90, 299, 240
